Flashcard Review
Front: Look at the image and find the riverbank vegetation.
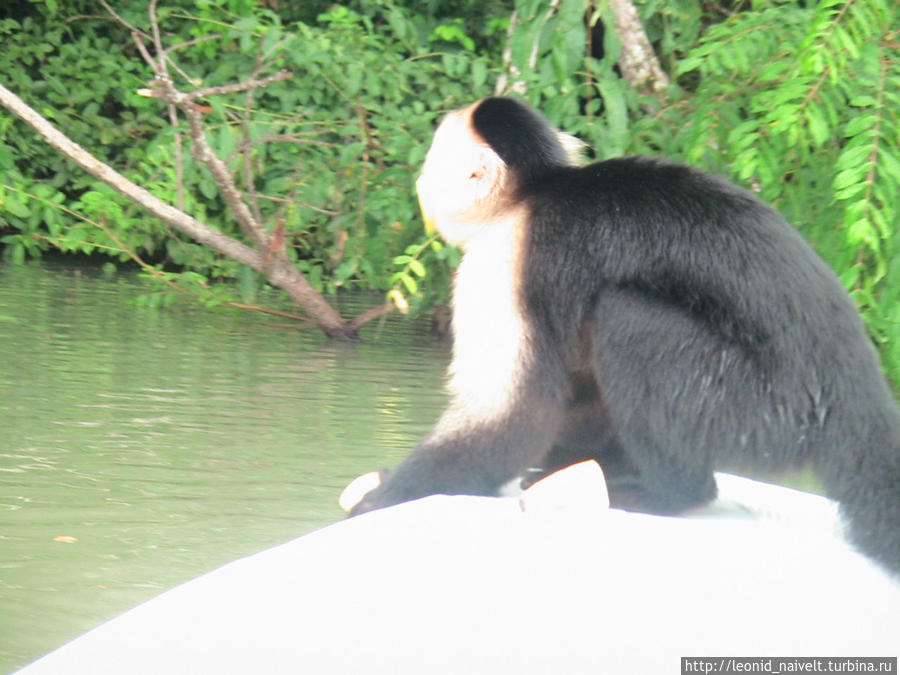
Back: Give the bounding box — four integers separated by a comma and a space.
0, 0, 897, 377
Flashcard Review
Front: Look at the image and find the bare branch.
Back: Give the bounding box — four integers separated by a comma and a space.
250, 194, 339, 216
0, 83, 258, 263
165, 34, 223, 56
222, 302, 316, 325
138, 69, 281, 254
0, 6, 382, 340
229, 135, 335, 162
132, 30, 160, 73
148, 0, 165, 67
239, 44, 269, 227
495, 10, 525, 95
170, 108, 186, 211
174, 82, 271, 252
130, 5, 201, 88
348, 302, 397, 333
0, 81, 355, 338
98, 0, 151, 40
131, 31, 186, 209
185, 71, 294, 102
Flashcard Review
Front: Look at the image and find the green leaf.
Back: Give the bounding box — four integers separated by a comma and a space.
9, 242, 25, 264
849, 95, 878, 108
834, 183, 868, 202
472, 60, 487, 90
408, 260, 426, 278
218, 124, 237, 158
833, 168, 865, 191
399, 273, 418, 295
3, 196, 30, 218
844, 115, 876, 137
805, 107, 829, 147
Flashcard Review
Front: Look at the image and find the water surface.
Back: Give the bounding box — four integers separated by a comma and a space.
0, 261, 449, 672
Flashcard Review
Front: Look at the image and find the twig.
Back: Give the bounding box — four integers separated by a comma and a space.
148, 0, 166, 70
99, 0, 151, 40
230, 135, 335, 159
0, 81, 354, 336
130, 29, 187, 210
165, 34, 223, 56
185, 71, 294, 102
7, 184, 319, 326
132, 30, 159, 71
0, 82, 261, 265
239, 43, 268, 227
250, 194, 339, 216
223, 302, 316, 325
348, 302, 397, 332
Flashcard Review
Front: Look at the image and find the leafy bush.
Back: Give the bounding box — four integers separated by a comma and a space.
655, 0, 900, 382
0, 0, 498, 310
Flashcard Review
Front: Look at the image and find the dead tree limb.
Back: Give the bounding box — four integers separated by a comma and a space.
0, 81, 361, 339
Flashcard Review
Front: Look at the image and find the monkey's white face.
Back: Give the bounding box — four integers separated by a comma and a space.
416, 108, 506, 248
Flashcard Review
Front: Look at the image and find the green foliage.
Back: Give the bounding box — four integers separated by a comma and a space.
658, 0, 900, 381
0, 0, 499, 310
502, 0, 618, 151
430, 21, 477, 52
388, 236, 460, 314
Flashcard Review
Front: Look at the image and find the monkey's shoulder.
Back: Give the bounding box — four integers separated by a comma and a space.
535, 156, 756, 206
520, 156, 842, 312
525, 156, 796, 250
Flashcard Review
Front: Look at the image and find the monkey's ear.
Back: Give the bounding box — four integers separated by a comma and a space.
469, 146, 505, 202
417, 144, 505, 235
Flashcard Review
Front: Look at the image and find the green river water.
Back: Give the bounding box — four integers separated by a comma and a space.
0, 261, 450, 672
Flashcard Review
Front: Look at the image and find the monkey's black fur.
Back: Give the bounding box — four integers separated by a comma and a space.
353, 97, 900, 573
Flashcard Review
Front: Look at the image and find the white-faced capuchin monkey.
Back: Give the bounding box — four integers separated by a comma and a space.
351, 97, 900, 574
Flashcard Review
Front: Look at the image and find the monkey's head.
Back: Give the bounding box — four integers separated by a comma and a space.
416, 97, 582, 247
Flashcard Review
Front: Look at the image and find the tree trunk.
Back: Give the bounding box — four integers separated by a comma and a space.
608, 0, 670, 95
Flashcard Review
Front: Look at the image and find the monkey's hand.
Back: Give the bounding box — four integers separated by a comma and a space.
339, 470, 389, 516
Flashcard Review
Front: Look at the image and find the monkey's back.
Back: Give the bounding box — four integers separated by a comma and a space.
521, 156, 900, 468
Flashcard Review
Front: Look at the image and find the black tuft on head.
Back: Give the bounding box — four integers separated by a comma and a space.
471, 98, 568, 184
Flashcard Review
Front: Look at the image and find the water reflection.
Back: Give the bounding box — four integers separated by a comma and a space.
0, 261, 449, 672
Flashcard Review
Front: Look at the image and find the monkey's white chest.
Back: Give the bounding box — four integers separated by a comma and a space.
446, 221, 531, 421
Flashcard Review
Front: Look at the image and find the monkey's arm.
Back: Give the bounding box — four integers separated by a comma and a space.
350, 382, 565, 515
